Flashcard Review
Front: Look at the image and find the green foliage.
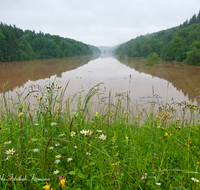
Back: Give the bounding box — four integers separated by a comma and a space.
146, 52, 159, 66
185, 47, 200, 65
0, 22, 94, 62
115, 11, 200, 65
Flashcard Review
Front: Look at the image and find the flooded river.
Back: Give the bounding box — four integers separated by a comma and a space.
1, 53, 200, 109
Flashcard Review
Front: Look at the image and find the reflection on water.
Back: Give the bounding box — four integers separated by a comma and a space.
0, 54, 100, 93
117, 57, 200, 101
0, 54, 200, 108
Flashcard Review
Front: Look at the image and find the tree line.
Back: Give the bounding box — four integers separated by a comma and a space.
115, 11, 200, 65
0, 23, 100, 62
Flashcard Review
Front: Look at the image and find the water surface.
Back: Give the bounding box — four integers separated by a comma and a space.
1, 54, 200, 108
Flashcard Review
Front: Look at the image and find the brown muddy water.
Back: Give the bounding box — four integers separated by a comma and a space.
1, 53, 200, 111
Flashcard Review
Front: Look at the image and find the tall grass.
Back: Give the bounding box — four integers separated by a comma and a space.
0, 81, 200, 190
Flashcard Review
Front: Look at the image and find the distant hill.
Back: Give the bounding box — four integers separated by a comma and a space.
115, 11, 200, 65
0, 23, 99, 62
87, 44, 101, 54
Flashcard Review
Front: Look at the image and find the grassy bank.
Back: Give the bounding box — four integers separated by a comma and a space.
0, 81, 200, 190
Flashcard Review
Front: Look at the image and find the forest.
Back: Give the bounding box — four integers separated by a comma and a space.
0, 23, 100, 62
115, 11, 200, 65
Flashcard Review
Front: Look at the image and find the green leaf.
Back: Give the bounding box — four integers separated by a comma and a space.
82, 165, 88, 170
78, 173, 85, 179
89, 162, 95, 166
68, 171, 76, 175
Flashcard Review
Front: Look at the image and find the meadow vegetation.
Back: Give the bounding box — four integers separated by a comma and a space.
0, 81, 200, 189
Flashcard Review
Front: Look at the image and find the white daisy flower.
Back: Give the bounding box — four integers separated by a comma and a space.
55, 143, 60, 146
86, 152, 91, 155
53, 170, 59, 174
74, 146, 77, 149
55, 160, 60, 164
6, 148, 15, 155
4, 141, 11, 145
56, 155, 61, 159
67, 158, 73, 162
99, 134, 107, 140
85, 130, 92, 136
51, 122, 57, 126
80, 130, 86, 135
70, 132, 76, 137
156, 183, 161, 186
33, 149, 39, 152
49, 147, 54, 150
34, 123, 39, 126
97, 130, 102, 133
191, 177, 200, 182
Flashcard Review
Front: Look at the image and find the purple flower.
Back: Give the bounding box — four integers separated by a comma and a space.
45, 129, 48, 133
166, 125, 169, 129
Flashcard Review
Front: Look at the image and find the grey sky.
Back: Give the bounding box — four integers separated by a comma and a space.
0, 0, 199, 46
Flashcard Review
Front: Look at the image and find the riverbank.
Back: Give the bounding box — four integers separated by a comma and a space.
0, 82, 200, 189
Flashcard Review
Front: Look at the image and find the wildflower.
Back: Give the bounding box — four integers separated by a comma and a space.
91, 100, 93, 103
166, 125, 169, 129
80, 130, 86, 135
49, 147, 54, 150
45, 129, 48, 133
4, 141, 11, 145
67, 158, 73, 162
55, 160, 60, 164
53, 170, 59, 174
6, 148, 15, 155
59, 177, 67, 188
33, 94, 36, 97
55, 83, 58, 86
177, 118, 180, 121
112, 163, 115, 166
94, 111, 99, 117
85, 130, 92, 136
43, 182, 51, 190
18, 112, 23, 118
55, 143, 60, 146
191, 177, 200, 182
35, 123, 39, 126
55, 105, 58, 108
70, 132, 76, 137
51, 122, 57, 126
74, 146, 77, 149
97, 130, 102, 133
99, 134, 106, 140
56, 155, 61, 159
60, 85, 62, 88
164, 132, 168, 138
56, 111, 59, 114
86, 152, 91, 155
141, 173, 147, 180
33, 149, 39, 152
156, 183, 161, 185
193, 107, 196, 109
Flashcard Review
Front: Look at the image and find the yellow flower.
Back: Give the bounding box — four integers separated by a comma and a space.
112, 163, 115, 166
91, 100, 93, 103
59, 178, 67, 188
193, 107, 196, 109
43, 183, 51, 190
177, 118, 180, 121
55, 83, 58, 86
164, 132, 168, 138
18, 112, 23, 118
60, 85, 62, 88
56, 111, 59, 114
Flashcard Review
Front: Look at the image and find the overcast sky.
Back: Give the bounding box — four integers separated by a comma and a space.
0, 0, 199, 47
